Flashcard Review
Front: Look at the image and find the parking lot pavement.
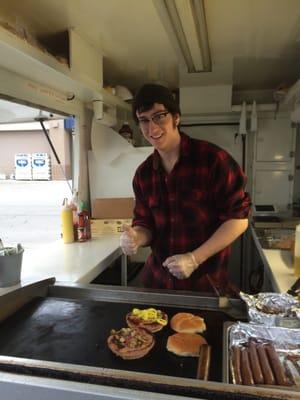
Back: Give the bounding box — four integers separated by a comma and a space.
0, 180, 71, 248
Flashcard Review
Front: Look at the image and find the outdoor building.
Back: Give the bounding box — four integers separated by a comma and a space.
0, 119, 72, 180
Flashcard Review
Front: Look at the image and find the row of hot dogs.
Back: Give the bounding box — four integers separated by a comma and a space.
231, 340, 299, 386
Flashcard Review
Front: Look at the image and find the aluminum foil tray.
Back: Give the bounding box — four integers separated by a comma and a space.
240, 292, 300, 327
223, 322, 300, 388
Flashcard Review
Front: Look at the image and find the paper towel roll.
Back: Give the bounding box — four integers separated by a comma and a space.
93, 100, 103, 120
92, 100, 117, 127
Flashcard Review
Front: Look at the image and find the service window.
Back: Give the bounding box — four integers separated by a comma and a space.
0, 98, 75, 249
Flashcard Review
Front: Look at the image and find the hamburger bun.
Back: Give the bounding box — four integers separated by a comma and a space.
167, 333, 207, 357
170, 312, 206, 333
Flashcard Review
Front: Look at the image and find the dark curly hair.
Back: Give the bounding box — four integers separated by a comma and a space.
132, 83, 180, 123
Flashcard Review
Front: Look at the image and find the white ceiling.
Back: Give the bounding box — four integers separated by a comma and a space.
0, 0, 300, 104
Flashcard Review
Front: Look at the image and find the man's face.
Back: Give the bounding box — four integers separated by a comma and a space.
136, 103, 180, 151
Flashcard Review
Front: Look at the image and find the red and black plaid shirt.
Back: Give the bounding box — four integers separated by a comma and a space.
132, 132, 250, 292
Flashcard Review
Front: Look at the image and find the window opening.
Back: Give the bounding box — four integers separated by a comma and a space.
0, 97, 74, 249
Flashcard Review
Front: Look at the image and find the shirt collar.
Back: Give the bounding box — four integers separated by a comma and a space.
152, 131, 191, 170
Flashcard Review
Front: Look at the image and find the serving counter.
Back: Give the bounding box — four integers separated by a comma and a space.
1, 235, 129, 292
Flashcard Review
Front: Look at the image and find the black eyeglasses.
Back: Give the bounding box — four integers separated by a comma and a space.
138, 111, 170, 129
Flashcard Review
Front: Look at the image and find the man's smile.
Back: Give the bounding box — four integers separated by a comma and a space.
150, 132, 163, 140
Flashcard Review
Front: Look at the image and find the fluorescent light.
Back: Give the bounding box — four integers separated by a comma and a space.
157, 0, 211, 73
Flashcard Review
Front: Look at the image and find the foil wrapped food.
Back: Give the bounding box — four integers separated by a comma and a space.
240, 292, 300, 327
229, 322, 300, 387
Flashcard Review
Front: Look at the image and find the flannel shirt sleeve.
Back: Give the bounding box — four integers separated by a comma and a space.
211, 149, 251, 222
132, 171, 156, 236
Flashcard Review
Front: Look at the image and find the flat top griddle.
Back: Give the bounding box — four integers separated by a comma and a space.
0, 296, 233, 381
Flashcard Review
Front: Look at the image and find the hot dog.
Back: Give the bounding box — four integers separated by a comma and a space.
241, 348, 254, 385
257, 344, 275, 385
248, 341, 264, 384
196, 344, 211, 380
231, 346, 242, 385
265, 343, 289, 386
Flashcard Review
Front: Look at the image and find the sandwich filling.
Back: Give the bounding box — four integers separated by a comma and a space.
126, 308, 168, 332
107, 327, 155, 359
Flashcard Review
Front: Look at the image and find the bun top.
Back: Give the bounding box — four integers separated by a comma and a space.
170, 312, 206, 333
167, 333, 207, 357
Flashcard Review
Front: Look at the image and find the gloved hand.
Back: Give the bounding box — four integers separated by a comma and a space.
162, 252, 198, 279
120, 224, 139, 255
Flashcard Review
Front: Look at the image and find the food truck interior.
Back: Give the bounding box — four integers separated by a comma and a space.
0, 1, 300, 399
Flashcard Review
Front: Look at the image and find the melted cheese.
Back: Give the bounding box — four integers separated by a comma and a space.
132, 308, 167, 325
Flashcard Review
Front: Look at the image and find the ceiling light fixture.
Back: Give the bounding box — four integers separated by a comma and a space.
154, 0, 211, 73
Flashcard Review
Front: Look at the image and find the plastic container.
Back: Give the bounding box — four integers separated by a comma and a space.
0, 246, 24, 287
61, 198, 74, 244
81, 201, 91, 240
294, 224, 300, 277
77, 211, 87, 242
77, 201, 91, 242
70, 192, 79, 241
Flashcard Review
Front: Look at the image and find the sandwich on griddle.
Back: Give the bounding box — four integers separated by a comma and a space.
107, 327, 155, 360
126, 307, 168, 333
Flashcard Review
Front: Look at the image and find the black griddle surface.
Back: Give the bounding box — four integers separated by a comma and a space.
0, 297, 232, 381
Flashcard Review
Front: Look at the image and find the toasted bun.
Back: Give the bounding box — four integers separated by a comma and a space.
107, 327, 155, 360
170, 312, 206, 333
126, 312, 168, 333
167, 333, 207, 357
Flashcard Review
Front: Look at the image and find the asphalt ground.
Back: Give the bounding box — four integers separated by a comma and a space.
0, 180, 71, 249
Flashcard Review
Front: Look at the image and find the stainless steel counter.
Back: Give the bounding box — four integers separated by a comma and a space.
250, 226, 297, 292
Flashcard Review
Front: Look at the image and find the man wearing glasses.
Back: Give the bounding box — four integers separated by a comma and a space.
120, 84, 250, 293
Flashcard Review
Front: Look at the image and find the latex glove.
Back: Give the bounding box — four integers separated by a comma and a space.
162, 252, 198, 280
120, 224, 139, 255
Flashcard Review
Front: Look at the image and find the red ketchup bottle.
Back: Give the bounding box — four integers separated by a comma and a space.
77, 201, 91, 242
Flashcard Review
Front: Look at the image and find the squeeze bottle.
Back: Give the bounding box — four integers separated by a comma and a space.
70, 191, 78, 241
61, 198, 74, 244
294, 224, 300, 277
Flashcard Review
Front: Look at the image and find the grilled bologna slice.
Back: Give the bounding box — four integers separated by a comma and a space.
107, 327, 155, 360
126, 310, 168, 333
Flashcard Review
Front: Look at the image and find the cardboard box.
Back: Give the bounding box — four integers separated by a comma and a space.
91, 219, 132, 236
92, 198, 134, 219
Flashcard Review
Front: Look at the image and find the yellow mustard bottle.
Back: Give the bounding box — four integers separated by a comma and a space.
61, 198, 74, 244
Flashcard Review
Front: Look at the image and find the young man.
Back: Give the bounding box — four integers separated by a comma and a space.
120, 84, 250, 293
